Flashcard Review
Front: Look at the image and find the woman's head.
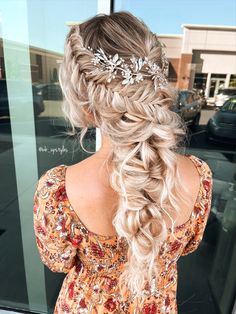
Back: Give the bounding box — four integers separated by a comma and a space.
59, 11, 175, 131
59, 11, 186, 298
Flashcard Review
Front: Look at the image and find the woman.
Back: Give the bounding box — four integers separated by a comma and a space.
33, 11, 213, 313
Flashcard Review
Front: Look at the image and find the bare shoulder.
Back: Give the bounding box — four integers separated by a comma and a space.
175, 153, 201, 183
176, 154, 212, 178
175, 153, 202, 209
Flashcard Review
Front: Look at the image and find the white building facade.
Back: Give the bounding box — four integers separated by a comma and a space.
159, 25, 236, 98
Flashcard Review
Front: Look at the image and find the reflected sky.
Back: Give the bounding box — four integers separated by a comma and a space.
0, 0, 97, 53
0, 0, 235, 53
115, 0, 236, 34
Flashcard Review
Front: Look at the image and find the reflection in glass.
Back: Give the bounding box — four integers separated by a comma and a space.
0, 0, 97, 313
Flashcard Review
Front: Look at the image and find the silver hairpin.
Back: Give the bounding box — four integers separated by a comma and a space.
86, 46, 169, 89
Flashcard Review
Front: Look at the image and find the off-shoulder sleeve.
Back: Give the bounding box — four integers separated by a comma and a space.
181, 160, 213, 256
33, 166, 77, 273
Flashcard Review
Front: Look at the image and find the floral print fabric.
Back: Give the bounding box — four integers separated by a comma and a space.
33, 154, 213, 313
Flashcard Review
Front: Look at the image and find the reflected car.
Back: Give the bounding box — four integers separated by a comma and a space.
214, 87, 236, 107
35, 83, 63, 101
0, 79, 44, 117
206, 97, 236, 144
171, 90, 202, 129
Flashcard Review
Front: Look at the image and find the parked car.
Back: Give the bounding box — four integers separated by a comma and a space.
214, 87, 236, 107
206, 97, 236, 144
35, 83, 63, 101
0, 79, 44, 117
172, 90, 202, 129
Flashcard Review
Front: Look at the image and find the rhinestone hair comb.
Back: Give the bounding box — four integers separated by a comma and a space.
86, 46, 169, 89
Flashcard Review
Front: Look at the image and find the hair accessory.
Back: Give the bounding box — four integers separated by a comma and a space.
86, 46, 169, 89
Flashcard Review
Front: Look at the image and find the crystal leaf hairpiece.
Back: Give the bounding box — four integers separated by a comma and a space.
86, 46, 169, 89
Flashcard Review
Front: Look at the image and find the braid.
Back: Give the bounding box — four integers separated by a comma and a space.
59, 12, 186, 298
104, 86, 184, 295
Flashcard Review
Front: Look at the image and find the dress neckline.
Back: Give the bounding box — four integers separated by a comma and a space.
60, 154, 205, 240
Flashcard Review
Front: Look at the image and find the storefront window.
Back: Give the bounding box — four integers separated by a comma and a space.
193, 73, 207, 91
113, 2, 236, 314
1, 1, 236, 313
229, 74, 236, 87
0, 0, 98, 313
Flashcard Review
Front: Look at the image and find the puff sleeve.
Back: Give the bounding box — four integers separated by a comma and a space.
33, 167, 77, 273
181, 161, 213, 256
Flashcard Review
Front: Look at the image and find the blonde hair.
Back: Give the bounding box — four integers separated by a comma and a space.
59, 11, 186, 298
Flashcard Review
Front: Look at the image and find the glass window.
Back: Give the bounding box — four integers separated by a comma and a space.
114, 2, 236, 314
194, 73, 207, 90
229, 74, 236, 87
211, 73, 227, 79
0, 0, 98, 313
218, 88, 236, 96
221, 99, 236, 112
1, 1, 236, 314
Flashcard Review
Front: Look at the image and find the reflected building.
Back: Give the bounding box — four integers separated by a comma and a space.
159, 24, 236, 99
1, 24, 235, 103
0, 8, 236, 314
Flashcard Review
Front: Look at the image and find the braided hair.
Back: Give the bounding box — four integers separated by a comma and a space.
59, 11, 186, 297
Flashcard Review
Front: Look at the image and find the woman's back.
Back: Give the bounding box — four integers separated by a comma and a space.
33, 11, 213, 313
33, 153, 212, 313
64, 153, 202, 237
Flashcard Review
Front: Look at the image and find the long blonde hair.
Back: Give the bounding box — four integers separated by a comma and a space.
59, 11, 186, 298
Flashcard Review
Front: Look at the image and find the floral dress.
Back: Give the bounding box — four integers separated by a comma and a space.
33, 154, 212, 314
